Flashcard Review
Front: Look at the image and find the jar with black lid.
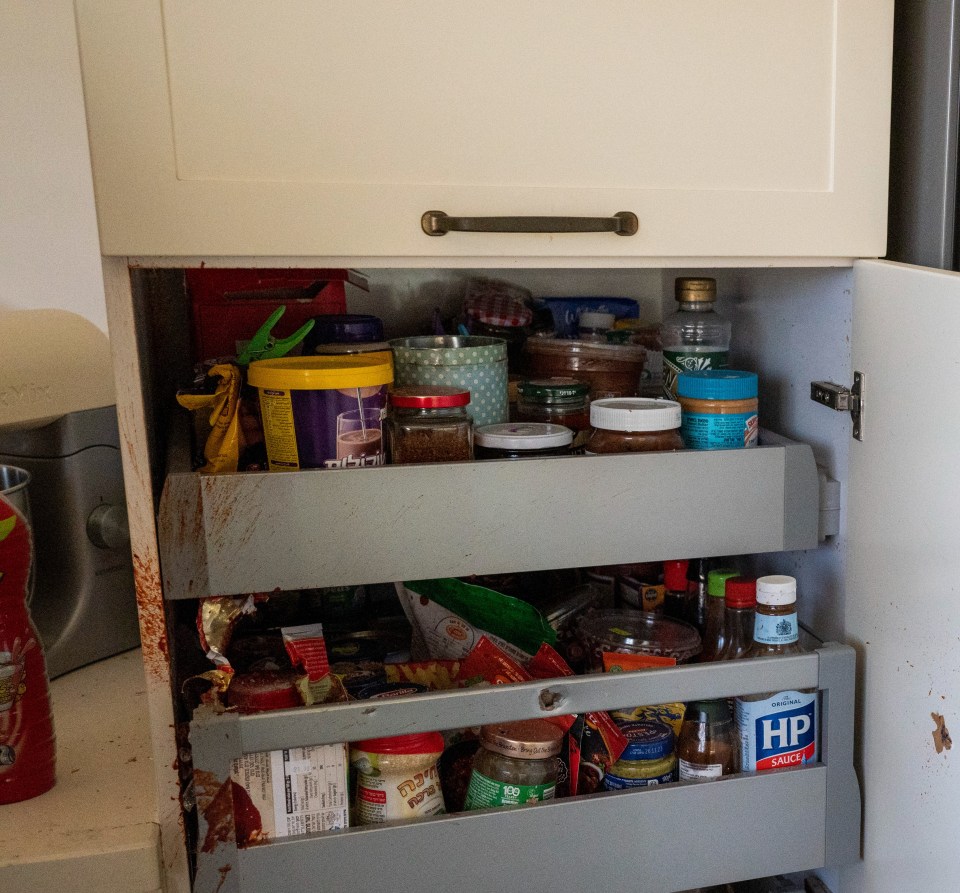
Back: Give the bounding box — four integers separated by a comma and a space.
585, 397, 684, 454
474, 422, 574, 459
388, 385, 473, 464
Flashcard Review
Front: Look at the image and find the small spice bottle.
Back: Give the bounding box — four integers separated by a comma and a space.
463, 719, 563, 810
676, 699, 736, 780
603, 720, 677, 789
677, 370, 759, 450
474, 422, 573, 459
516, 377, 591, 444
585, 398, 684, 454
388, 385, 474, 464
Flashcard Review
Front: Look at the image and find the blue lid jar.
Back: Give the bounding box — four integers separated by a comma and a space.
677, 369, 758, 401
617, 720, 676, 761
304, 313, 385, 351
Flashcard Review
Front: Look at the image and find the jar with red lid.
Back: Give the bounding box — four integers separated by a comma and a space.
350, 732, 446, 824
227, 669, 301, 712
388, 385, 474, 464
585, 398, 684, 454
516, 377, 591, 447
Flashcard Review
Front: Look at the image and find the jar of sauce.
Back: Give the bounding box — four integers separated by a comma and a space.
463, 719, 563, 810
676, 699, 736, 780
585, 398, 684, 454
475, 422, 574, 459
516, 377, 591, 434
603, 720, 677, 789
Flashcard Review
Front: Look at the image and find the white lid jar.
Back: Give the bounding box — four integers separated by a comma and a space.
586, 398, 684, 454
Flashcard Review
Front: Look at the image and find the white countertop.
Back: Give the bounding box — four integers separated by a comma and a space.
0, 649, 163, 893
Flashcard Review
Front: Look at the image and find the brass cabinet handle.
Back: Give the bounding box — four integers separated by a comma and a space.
421, 210, 638, 236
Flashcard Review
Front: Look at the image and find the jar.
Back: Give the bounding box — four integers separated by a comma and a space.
227, 669, 301, 712
523, 338, 646, 399
309, 340, 393, 368
577, 311, 615, 342
474, 422, 574, 459
676, 699, 736, 781
388, 385, 474, 464
677, 370, 759, 450
302, 313, 385, 353
603, 721, 677, 789
390, 336, 508, 428
585, 398, 684, 454
577, 609, 702, 672
463, 719, 563, 810
515, 378, 591, 446
351, 732, 446, 824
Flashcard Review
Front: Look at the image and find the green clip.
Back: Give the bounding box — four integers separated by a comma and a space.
236, 306, 316, 366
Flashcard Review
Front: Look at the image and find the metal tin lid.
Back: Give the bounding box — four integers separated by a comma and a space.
389, 336, 507, 366
707, 568, 740, 598
675, 277, 717, 304
352, 732, 445, 756
389, 385, 471, 408
617, 720, 676, 761
480, 719, 564, 759
475, 422, 574, 449
756, 575, 798, 606
677, 370, 758, 401
577, 609, 702, 662
516, 377, 590, 404
589, 398, 681, 432
247, 355, 393, 390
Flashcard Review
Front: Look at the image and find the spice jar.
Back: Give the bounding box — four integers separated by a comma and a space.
603, 720, 677, 789
388, 385, 474, 464
463, 719, 563, 810
677, 370, 759, 450
474, 422, 574, 459
585, 398, 684, 454
351, 732, 446, 824
516, 377, 591, 448
676, 699, 736, 781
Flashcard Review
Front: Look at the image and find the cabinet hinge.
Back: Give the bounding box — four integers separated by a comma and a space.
810, 372, 864, 442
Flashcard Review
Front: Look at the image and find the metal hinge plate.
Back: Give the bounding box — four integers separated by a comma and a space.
810, 372, 864, 441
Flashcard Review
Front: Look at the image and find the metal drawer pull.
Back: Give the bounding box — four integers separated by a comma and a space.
421, 210, 639, 236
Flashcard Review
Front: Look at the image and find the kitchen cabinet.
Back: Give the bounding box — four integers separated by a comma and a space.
75, 1, 892, 260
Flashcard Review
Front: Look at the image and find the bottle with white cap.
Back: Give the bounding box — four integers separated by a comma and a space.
734, 575, 819, 772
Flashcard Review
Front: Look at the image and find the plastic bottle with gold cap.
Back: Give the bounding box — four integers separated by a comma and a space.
660, 277, 731, 398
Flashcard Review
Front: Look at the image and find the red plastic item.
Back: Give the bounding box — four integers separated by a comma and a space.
724, 576, 758, 608
0, 495, 56, 803
187, 268, 367, 362
354, 732, 445, 755
227, 670, 300, 713
663, 559, 689, 591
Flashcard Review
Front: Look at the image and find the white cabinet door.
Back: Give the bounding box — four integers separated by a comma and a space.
75, 1, 892, 260
841, 260, 960, 892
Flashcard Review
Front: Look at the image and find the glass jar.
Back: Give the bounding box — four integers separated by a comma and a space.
676, 699, 736, 781
351, 732, 446, 824
388, 385, 474, 464
585, 398, 684, 454
516, 377, 591, 431
463, 719, 563, 810
474, 422, 574, 459
603, 720, 677, 789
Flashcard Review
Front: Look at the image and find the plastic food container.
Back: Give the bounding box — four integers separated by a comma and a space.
390, 336, 509, 428
302, 313, 385, 352
677, 369, 759, 450
227, 670, 301, 713
248, 355, 392, 471
523, 338, 646, 399
474, 422, 574, 459
577, 609, 702, 671
585, 398, 684, 454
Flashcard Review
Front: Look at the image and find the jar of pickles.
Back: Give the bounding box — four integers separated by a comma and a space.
463, 719, 563, 810
388, 385, 474, 464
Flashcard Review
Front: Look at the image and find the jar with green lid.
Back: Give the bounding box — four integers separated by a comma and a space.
516, 377, 591, 448
463, 719, 563, 810
603, 720, 677, 789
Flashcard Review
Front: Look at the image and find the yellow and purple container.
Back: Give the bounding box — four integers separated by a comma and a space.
248, 356, 393, 471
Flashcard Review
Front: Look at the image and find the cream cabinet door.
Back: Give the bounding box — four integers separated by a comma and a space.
75, 1, 892, 260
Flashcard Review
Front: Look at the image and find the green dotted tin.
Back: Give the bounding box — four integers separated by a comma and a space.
389, 336, 508, 428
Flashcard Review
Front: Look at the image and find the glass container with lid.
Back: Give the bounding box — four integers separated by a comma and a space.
463, 719, 564, 810
388, 385, 474, 464
585, 398, 684, 454
603, 720, 677, 789
516, 377, 591, 448
577, 608, 702, 671
474, 422, 574, 459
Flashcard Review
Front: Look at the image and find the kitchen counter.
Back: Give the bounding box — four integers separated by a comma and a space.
0, 648, 163, 892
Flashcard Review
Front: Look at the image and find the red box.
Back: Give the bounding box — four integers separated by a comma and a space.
186, 268, 368, 362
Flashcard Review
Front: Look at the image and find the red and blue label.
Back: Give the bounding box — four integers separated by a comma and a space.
736, 691, 818, 772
